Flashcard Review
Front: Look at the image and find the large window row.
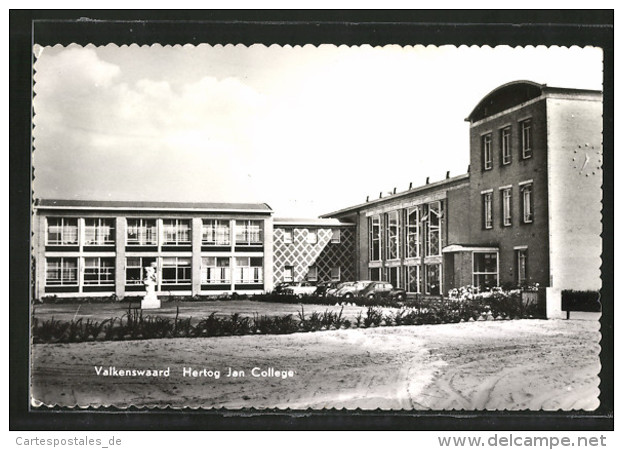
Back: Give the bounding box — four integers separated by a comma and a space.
368, 263, 441, 295
46, 218, 265, 247
368, 200, 443, 262
481, 118, 533, 171
481, 182, 533, 230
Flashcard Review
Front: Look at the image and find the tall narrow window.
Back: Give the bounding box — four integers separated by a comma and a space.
407, 266, 421, 293
126, 219, 157, 245
521, 119, 532, 159
235, 220, 263, 245
473, 252, 498, 290
283, 229, 293, 244
84, 257, 115, 285
516, 249, 528, 286
482, 133, 493, 170
201, 257, 230, 284
202, 219, 230, 245
161, 257, 191, 284
45, 257, 78, 285
46, 218, 78, 245
521, 183, 534, 224
501, 127, 512, 165
502, 188, 512, 226
386, 210, 399, 260
369, 215, 381, 261
235, 257, 263, 284
425, 264, 441, 295
84, 218, 115, 245
425, 201, 442, 256
162, 219, 191, 245
369, 267, 381, 281
482, 192, 493, 229
406, 207, 420, 258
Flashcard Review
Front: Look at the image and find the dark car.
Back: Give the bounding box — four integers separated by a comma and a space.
358, 281, 406, 301
273, 281, 294, 294
314, 281, 340, 297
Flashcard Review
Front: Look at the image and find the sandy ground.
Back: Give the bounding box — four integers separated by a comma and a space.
31, 318, 601, 410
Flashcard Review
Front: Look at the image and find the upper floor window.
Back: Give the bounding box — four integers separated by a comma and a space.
46, 217, 78, 245
501, 127, 512, 165
521, 183, 534, 224
330, 229, 341, 243
502, 188, 512, 227
482, 192, 493, 229
84, 218, 115, 245
283, 229, 293, 244
235, 220, 263, 245
162, 219, 191, 245
406, 207, 420, 258
369, 215, 381, 261
482, 133, 493, 170
126, 219, 157, 245
45, 257, 78, 285
425, 201, 442, 256
386, 210, 399, 260
202, 219, 230, 245
307, 230, 318, 244
521, 119, 532, 159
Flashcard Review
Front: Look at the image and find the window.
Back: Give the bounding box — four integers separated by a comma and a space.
84, 218, 115, 245
46, 218, 78, 245
502, 188, 512, 226
283, 229, 293, 244
235, 257, 263, 284
406, 207, 420, 258
521, 119, 532, 159
516, 249, 528, 286
473, 252, 499, 290
521, 183, 534, 223
307, 230, 318, 244
425, 264, 441, 295
162, 219, 191, 245
84, 257, 115, 285
369, 267, 381, 281
369, 215, 381, 261
126, 257, 156, 285
126, 219, 157, 245
482, 133, 493, 170
388, 267, 400, 288
283, 266, 294, 282
386, 211, 399, 260
306, 266, 318, 282
501, 127, 512, 165
330, 229, 341, 243
201, 257, 230, 284
482, 192, 493, 229
161, 257, 191, 284
235, 220, 263, 245
202, 220, 230, 245
407, 266, 421, 293
330, 267, 341, 281
425, 201, 442, 256
45, 257, 78, 285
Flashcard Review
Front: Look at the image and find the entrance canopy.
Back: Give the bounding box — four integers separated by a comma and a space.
442, 244, 499, 253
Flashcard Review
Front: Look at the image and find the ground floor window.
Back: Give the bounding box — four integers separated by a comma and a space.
473, 252, 498, 290
235, 257, 263, 283
425, 264, 441, 295
369, 267, 381, 281
283, 266, 294, 282
406, 266, 421, 293
516, 249, 527, 286
126, 256, 156, 284
331, 267, 341, 281
387, 266, 400, 288
162, 257, 191, 284
201, 257, 230, 284
46, 257, 78, 285
84, 257, 115, 285
306, 266, 318, 282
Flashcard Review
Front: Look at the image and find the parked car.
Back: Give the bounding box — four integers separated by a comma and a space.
324, 281, 354, 298
334, 280, 374, 299
358, 281, 407, 301
283, 281, 317, 297
314, 281, 339, 297
273, 281, 294, 294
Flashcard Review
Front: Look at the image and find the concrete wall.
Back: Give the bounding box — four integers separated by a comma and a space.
546, 95, 603, 290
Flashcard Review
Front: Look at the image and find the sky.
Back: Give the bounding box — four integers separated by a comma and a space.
32, 43, 603, 217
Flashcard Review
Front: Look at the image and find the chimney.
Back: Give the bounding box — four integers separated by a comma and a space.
446, 171, 450, 179
426, 177, 430, 184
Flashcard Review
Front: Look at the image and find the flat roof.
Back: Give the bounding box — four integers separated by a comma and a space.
274, 217, 355, 227
320, 173, 469, 218
34, 199, 273, 213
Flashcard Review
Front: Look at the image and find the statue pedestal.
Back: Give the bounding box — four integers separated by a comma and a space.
141, 292, 161, 309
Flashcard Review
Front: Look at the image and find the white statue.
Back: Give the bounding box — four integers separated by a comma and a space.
141, 262, 161, 309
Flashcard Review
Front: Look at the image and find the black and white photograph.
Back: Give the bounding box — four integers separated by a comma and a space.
14, 13, 612, 428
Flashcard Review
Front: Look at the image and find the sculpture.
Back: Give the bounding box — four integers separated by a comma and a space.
141, 262, 161, 309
